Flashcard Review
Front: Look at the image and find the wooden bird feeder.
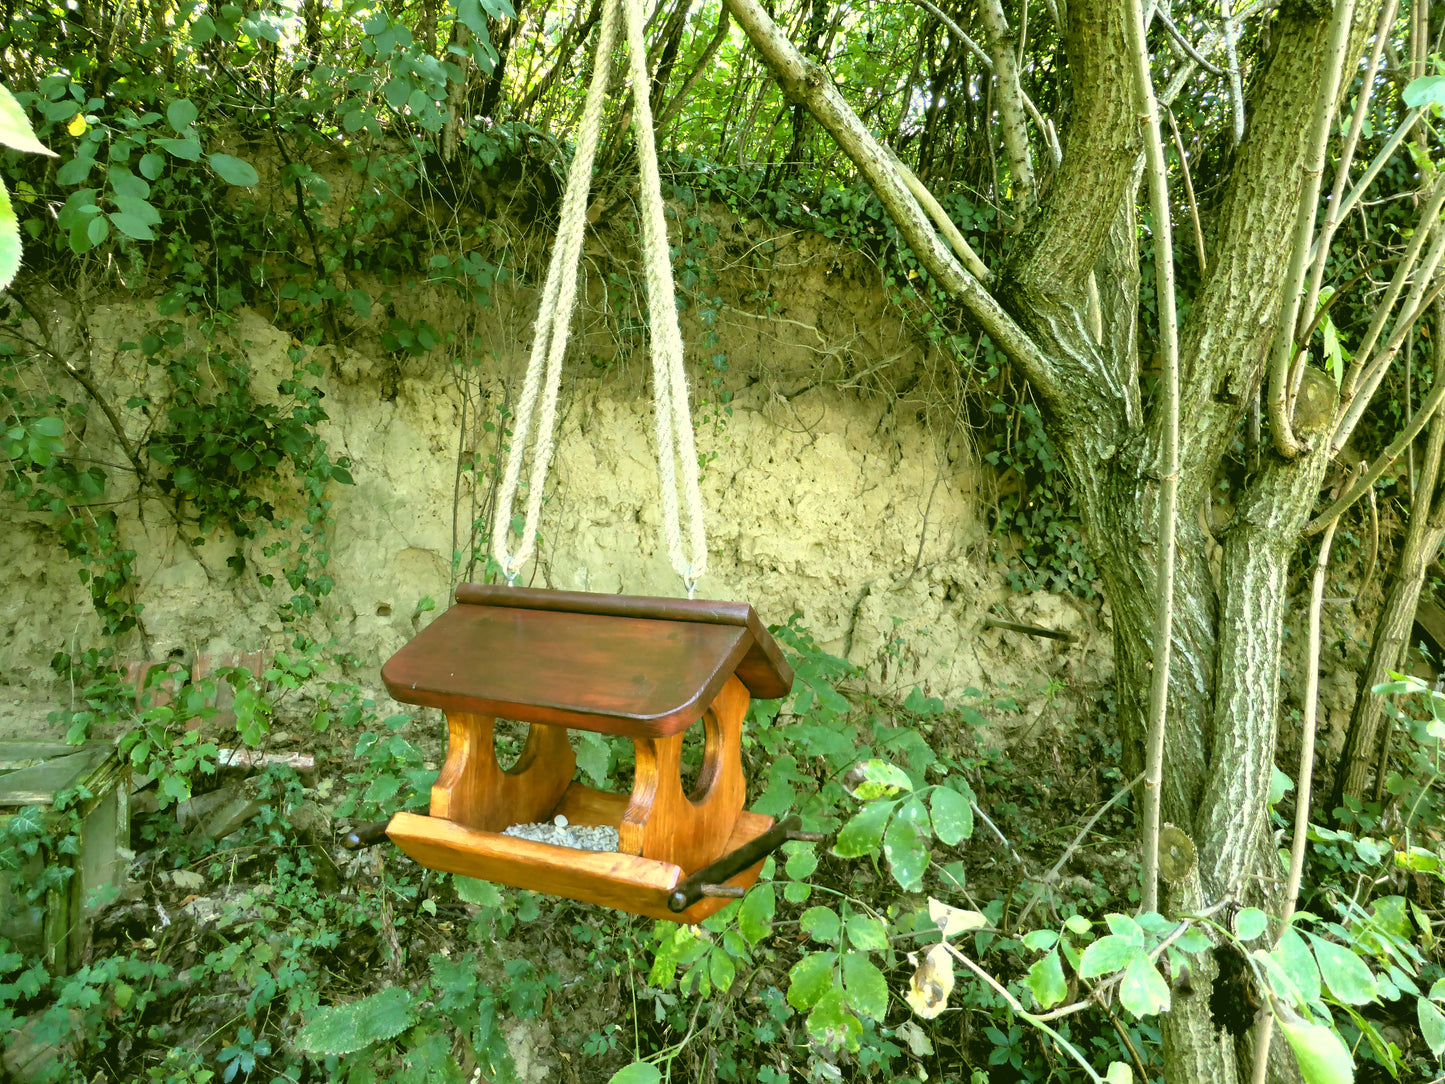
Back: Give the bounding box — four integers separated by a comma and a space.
382, 584, 795, 923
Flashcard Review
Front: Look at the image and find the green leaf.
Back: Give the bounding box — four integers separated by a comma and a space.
1272, 929, 1322, 1005
709, 947, 736, 993
1404, 74, 1445, 109
155, 137, 202, 161
109, 212, 155, 240
1078, 934, 1142, 979
1277, 1014, 1355, 1084
1105, 1063, 1133, 1084
56, 156, 95, 185
1306, 934, 1378, 1005
454, 876, 501, 907
1023, 930, 1059, 952
209, 153, 259, 186
841, 952, 888, 1021
738, 883, 774, 946
787, 951, 837, 1011
0, 87, 54, 156
1419, 997, 1445, 1056
607, 1063, 661, 1084
1118, 957, 1171, 1018
882, 796, 930, 891
806, 988, 862, 1052
801, 906, 840, 945
108, 168, 149, 199
138, 152, 165, 181
295, 987, 415, 1056
833, 799, 896, 858
191, 13, 217, 41
0, 182, 18, 292
1027, 948, 1068, 1010
785, 846, 818, 881
167, 98, 199, 133
1235, 908, 1270, 942
844, 912, 888, 951
574, 731, 610, 786
929, 785, 973, 846
113, 195, 161, 225
853, 758, 912, 799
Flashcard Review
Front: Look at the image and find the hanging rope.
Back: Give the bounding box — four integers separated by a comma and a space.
491, 0, 619, 582
492, 0, 709, 596
621, 0, 708, 595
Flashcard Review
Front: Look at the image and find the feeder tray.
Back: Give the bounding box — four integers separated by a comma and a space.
382, 585, 794, 922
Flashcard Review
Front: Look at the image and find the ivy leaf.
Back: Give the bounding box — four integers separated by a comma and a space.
1306, 934, 1378, 1005
1277, 1014, 1355, 1084
787, 951, 837, 1011
882, 796, 930, 891
738, 883, 774, 946
841, 952, 889, 1021
833, 799, 896, 858
0, 87, 54, 156
209, 153, 259, 186
294, 987, 414, 1056
1027, 948, 1068, 1010
1118, 957, 1171, 1018
929, 784, 973, 846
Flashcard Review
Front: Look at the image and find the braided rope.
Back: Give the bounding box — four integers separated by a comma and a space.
622, 0, 708, 595
492, 0, 620, 581
492, 0, 708, 595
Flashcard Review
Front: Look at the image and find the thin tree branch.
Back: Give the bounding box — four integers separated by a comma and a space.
1300, 0, 1399, 341
905, 0, 1062, 164
1221, 0, 1246, 146
1156, 9, 1224, 74
1308, 349, 1445, 533
1267, 0, 1357, 458
1126, 0, 1180, 918
719, 0, 1057, 398
1250, 497, 1341, 1084
1166, 108, 1207, 274
1310, 106, 1426, 265
978, 0, 1037, 220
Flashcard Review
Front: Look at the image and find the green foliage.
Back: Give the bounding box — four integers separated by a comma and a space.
295, 986, 415, 1056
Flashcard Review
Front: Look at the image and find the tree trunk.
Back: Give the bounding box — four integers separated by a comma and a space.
719, 0, 1379, 1080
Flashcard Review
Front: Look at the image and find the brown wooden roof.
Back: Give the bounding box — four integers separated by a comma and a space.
382, 585, 794, 738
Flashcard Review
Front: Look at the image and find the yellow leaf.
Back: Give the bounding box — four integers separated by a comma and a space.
67, 113, 87, 137
929, 897, 986, 937
906, 943, 954, 1019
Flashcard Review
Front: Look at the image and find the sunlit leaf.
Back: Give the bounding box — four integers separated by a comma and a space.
905, 943, 953, 1019
1027, 948, 1068, 1010
1277, 1013, 1354, 1084
0, 86, 55, 156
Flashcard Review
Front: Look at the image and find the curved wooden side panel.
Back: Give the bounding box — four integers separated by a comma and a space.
619, 675, 749, 870
429, 713, 576, 831
386, 807, 774, 923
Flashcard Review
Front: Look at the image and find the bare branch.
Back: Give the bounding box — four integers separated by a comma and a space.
978, 0, 1038, 218
720, 0, 1056, 397
1126, 0, 1181, 919
1299, 0, 1399, 339
1156, 9, 1224, 74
